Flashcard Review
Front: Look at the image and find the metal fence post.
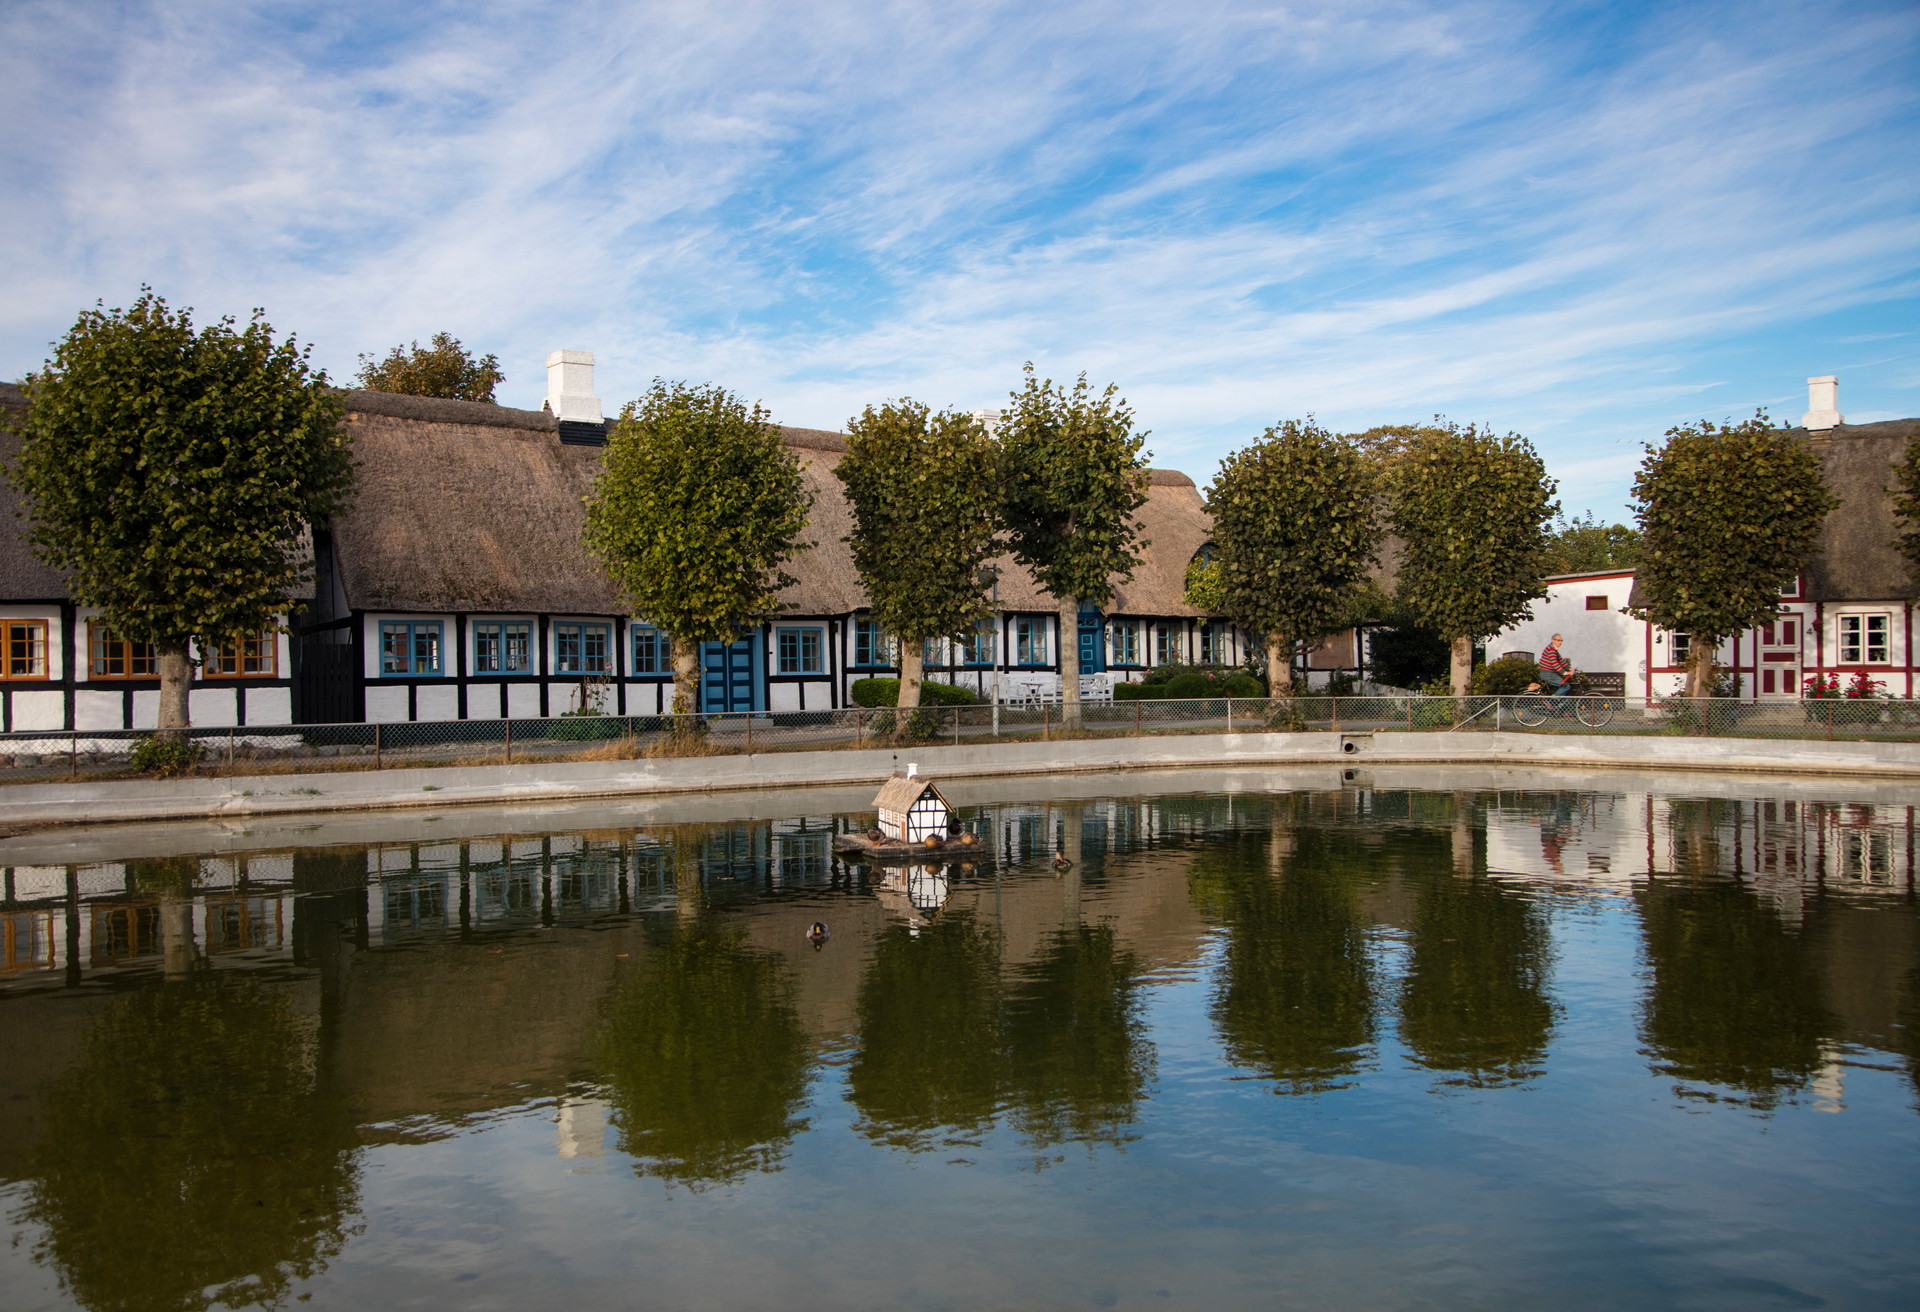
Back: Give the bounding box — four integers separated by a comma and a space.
375, 722, 382, 770
70, 731, 77, 779
1333, 696, 1341, 733
746, 711, 753, 753
504, 716, 512, 764
228, 726, 235, 773
1134, 698, 1141, 735
1043, 701, 1050, 742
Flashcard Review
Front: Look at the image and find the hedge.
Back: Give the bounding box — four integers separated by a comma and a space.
850, 677, 978, 708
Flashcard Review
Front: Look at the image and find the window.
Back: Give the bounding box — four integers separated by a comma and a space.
474, 621, 533, 674
555, 622, 612, 674
1669, 633, 1690, 666
854, 617, 895, 668
380, 621, 443, 676
205, 629, 277, 677
1200, 624, 1222, 665
1585, 595, 1609, 611
89, 623, 156, 678
2, 621, 48, 680
1015, 617, 1049, 666
960, 618, 996, 666
1839, 614, 1890, 664
921, 636, 949, 667
1154, 624, 1181, 668
1781, 575, 1802, 599
1110, 619, 1142, 666
632, 625, 673, 675
777, 626, 824, 674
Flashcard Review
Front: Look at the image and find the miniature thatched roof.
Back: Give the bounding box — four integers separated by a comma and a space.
873, 772, 951, 814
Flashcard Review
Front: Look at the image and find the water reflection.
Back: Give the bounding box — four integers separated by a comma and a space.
18, 976, 360, 1312
2, 779, 1917, 1309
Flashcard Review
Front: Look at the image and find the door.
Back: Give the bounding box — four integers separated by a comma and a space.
1757, 611, 1802, 698
1078, 608, 1106, 674
293, 637, 363, 725
700, 638, 763, 713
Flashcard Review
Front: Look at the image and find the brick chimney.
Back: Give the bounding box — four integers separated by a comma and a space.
546, 350, 603, 423
1801, 375, 1843, 431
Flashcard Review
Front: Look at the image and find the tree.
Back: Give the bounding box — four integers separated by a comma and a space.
1207, 419, 1378, 718
837, 400, 998, 717
1891, 430, 1920, 593
9, 292, 352, 730
354, 332, 502, 402
1628, 413, 1838, 698
998, 367, 1150, 727
1542, 511, 1640, 576
584, 381, 812, 715
1389, 422, 1557, 696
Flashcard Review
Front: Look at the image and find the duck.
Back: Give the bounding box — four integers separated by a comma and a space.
1053, 853, 1073, 871
805, 921, 830, 946
866, 827, 887, 844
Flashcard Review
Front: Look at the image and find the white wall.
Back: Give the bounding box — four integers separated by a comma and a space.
1489, 572, 1643, 693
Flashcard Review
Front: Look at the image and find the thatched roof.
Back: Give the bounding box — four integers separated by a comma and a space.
335, 389, 1223, 620
873, 772, 951, 814
0, 381, 315, 604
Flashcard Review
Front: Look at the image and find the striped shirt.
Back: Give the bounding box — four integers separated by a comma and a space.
1538, 645, 1571, 677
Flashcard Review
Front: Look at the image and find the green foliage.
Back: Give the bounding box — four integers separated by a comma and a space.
1207, 418, 1379, 667
867, 706, 943, 739
1470, 654, 1542, 696
837, 399, 999, 647
850, 677, 977, 707
1389, 420, 1557, 646
1628, 413, 1838, 650
11, 291, 353, 724
20, 976, 360, 1312
129, 735, 205, 777
1367, 626, 1451, 689
584, 381, 812, 708
595, 924, 811, 1186
1222, 672, 1265, 697
1117, 663, 1254, 699
354, 331, 502, 402
1183, 555, 1226, 613
1542, 511, 1640, 576
1398, 871, 1555, 1087
1164, 671, 1213, 699
1891, 430, 1920, 595
998, 365, 1150, 607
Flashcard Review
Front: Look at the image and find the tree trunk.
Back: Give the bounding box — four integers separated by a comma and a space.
898, 643, 925, 709
1058, 595, 1081, 729
1449, 635, 1474, 699
156, 643, 192, 731
160, 890, 200, 980
1687, 638, 1717, 701
1266, 631, 1296, 726
671, 644, 701, 718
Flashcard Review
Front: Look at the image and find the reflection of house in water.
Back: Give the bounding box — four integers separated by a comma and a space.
874, 864, 952, 928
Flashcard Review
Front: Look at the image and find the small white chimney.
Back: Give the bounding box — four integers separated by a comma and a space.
546, 350, 603, 423
1802, 375, 1843, 431
970, 407, 1002, 437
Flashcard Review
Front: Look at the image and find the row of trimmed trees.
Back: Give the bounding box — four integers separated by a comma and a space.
3, 291, 1900, 738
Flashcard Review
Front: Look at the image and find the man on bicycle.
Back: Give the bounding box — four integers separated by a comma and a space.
1535, 635, 1576, 697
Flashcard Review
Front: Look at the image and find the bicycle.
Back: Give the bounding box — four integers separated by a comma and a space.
1512, 677, 1615, 729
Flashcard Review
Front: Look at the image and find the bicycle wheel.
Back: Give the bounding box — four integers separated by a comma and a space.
1574, 697, 1614, 728
1513, 697, 1549, 727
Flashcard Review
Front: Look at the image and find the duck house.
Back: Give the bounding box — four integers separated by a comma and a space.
872, 767, 952, 844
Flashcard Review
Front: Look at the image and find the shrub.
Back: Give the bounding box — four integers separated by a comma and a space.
1322, 670, 1358, 698
850, 677, 977, 708
130, 734, 204, 777
1164, 672, 1213, 700
1470, 654, 1541, 696
1221, 672, 1265, 698
551, 708, 623, 740
1114, 681, 1159, 701
865, 707, 942, 739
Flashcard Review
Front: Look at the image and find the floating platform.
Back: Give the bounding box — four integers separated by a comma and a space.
833, 832, 985, 864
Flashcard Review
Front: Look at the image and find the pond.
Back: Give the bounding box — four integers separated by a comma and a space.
2, 767, 1917, 1310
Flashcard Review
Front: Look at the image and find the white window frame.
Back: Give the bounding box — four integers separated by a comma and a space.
1110, 619, 1143, 667
1838, 613, 1890, 664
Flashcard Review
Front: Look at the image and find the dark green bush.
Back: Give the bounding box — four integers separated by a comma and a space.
130, 734, 204, 777
850, 677, 977, 708
1164, 672, 1212, 700
1470, 654, 1542, 696
866, 707, 942, 739
1114, 681, 1160, 701
1221, 673, 1265, 698
1323, 670, 1359, 697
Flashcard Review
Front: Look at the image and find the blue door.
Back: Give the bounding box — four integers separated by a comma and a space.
1078, 607, 1106, 673
699, 638, 763, 713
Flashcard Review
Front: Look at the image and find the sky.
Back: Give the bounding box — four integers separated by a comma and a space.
1, 0, 1915, 520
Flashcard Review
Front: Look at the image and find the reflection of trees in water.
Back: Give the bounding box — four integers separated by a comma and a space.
848, 912, 1004, 1149
594, 924, 811, 1187
1637, 875, 1831, 1110
1188, 830, 1376, 1095
19, 976, 361, 1312
1398, 873, 1556, 1087
1002, 923, 1153, 1150
847, 915, 1153, 1155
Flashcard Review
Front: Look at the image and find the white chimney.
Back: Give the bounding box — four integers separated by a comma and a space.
546, 350, 603, 423
1802, 375, 1843, 431
970, 407, 1002, 437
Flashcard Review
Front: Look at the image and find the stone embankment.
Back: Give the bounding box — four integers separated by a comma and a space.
2, 730, 1918, 830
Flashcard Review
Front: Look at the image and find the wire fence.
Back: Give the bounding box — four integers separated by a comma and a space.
2, 694, 1916, 783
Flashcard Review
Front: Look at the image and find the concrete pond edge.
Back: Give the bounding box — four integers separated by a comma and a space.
3, 730, 1920, 831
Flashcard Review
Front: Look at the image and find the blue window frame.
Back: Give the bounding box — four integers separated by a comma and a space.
961, 619, 996, 666
632, 625, 673, 675
1110, 619, 1142, 666
1015, 617, 1049, 666
854, 617, 895, 668
473, 620, 532, 674
1200, 624, 1222, 665
777, 626, 824, 674
380, 621, 443, 676
556, 622, 611, 674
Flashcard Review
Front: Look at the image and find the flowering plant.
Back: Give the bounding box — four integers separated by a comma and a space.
1846, 671, 1886, 699
1802, 673, 1839, 698
1804, 672, 1887, 699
